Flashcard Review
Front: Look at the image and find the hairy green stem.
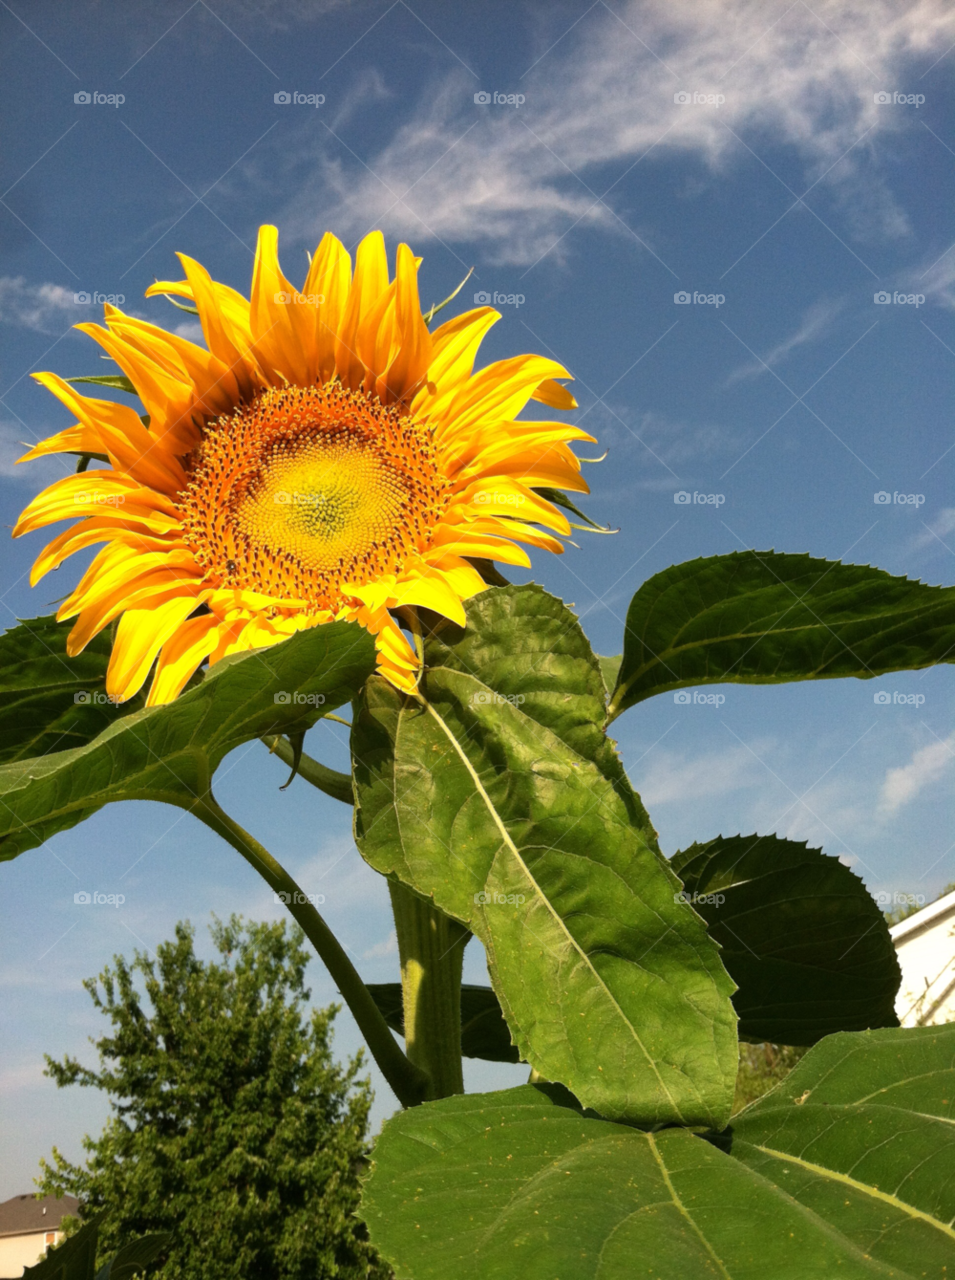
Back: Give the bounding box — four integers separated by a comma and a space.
389, 880, 469, 1100
262, 734, 354, 804
192, 794, 429, 1108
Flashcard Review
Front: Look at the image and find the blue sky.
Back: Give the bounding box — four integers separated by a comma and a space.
1, 0, 953, 1199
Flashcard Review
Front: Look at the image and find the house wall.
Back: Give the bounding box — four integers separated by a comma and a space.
893, 909, 955, 1027
0, 1229, 60, 1277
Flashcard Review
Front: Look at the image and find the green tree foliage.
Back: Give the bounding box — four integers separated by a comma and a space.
37, 917, 390, 1280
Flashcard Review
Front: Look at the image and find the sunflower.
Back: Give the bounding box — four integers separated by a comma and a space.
14, 227, 592, 705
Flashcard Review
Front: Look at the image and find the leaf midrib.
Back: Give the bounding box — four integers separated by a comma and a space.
420, 690, 682, 1118
748, 1142, 955, 1240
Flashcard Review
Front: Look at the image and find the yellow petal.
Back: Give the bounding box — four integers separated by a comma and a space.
335, 231, 388, 389
106, 594, 204, 701
147, 614, 220, 705
249, 224, 309, 385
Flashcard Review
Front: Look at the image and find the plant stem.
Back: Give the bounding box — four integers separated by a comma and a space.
389, 880, 469, 1099
262, 734, 353, 804
192, 794, 429, 1108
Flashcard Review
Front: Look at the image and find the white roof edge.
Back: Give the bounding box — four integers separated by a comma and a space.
890, 888, 955, 944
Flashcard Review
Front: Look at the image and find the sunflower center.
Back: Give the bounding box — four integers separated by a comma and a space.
178, 384, 445, 609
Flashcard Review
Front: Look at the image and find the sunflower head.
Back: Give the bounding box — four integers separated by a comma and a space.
14, 227, 593, 705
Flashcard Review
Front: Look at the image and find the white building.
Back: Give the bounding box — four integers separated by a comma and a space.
0, 1194, 77, 1278
891, 888, 955, 1027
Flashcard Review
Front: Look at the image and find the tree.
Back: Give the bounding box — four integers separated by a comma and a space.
37, 917, 390, 1280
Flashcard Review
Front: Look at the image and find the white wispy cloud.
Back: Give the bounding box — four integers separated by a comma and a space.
725, 299, 845, 384
0, 276, 80, 333
917, 250, 955, 310
879, 733, 955, 814
636, 741, 766, 806
908, 507, 955, 553
279, 0, 955, 265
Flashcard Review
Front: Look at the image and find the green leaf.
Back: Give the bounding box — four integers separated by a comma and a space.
362, 1080, 932, 1278
0, 621, 375, 862
597, 652, 621, 698
609, 551, 955, 719
533, 486, 613, 532
353, 584, 737, 1126
367, 982, 521, 1063
672, 834, 901, 1044
24, 1217, 99, 1279
0, 615, 145, 765
65, 375, 138, 395
95, 1234, 170, 1280
731, 1025, 955, 1275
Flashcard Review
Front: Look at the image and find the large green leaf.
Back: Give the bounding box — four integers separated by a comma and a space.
608, 552, 955, 719
731, 1024, 955, 1276
23, 1216, 168, 1280
0, 621, 375, 861
362, 1072, 945, 1278
672, 834, 901, 1044
367, 981, 521, 1063
352, 584, 737, 1126
0, 615, 142, 765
